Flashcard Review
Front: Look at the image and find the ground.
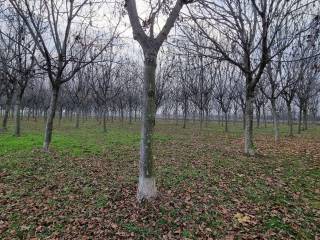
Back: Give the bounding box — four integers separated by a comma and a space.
0, 119, 319, 239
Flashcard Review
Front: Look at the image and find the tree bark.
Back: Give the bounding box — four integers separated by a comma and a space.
43, 86, 60, 151
137, 52, 158, 202
14, 92, 23, 137
183, 98, 188, 129
244, 87, 255, 156
287, 103, 293, 136
271, 99, 280, 142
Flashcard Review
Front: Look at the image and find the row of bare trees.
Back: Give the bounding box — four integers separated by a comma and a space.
0, 0, 319, 202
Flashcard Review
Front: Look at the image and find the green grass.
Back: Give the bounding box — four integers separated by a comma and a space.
0, 118, 319, 239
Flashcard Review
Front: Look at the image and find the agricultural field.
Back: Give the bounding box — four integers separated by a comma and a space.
0, 119, 319, 239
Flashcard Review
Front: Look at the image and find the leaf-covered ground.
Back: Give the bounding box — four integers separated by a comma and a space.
0, 119, 319, 239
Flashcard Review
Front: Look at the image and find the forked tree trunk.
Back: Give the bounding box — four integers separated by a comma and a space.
43, 86, 60, 151
244, 86, 255, 156
137, 52, 158, 202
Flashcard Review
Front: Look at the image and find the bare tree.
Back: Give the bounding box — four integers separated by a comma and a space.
126, 0, 192, 201
9, 0, 120, 150
185, 0, 318, 155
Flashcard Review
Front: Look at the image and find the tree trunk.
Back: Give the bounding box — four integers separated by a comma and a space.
137, 52, 158, 202
58, 106, 63, 127
129, 105, 133, 124
287, 103, 293, 137
302, 104, 308, 131
43, 86, 60, 151
271, 99, 280, 142
256, 107, 261, 128
242, 108, 246, 130
244, 86, 255, 156
298, 106, 302, 134
103, 109, 107, 132
75, 106, 80, 129
14, 93, 23, 137
224, 111, 228, 132
183, 99, 188, 129
2, 93, 14, 131
262, 104, 267, 128
175, 102, 179, 125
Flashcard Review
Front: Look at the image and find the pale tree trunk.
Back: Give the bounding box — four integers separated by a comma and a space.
43, 86, 60, 151
137, 52, 157, 202
244, 87, 255, 155
271, 99, 280, 142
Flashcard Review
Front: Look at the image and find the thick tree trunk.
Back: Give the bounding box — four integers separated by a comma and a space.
137, 52, 157, 202
271, 99, 280, 142
43, 86, 60, 151
244, 87, 255, 156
